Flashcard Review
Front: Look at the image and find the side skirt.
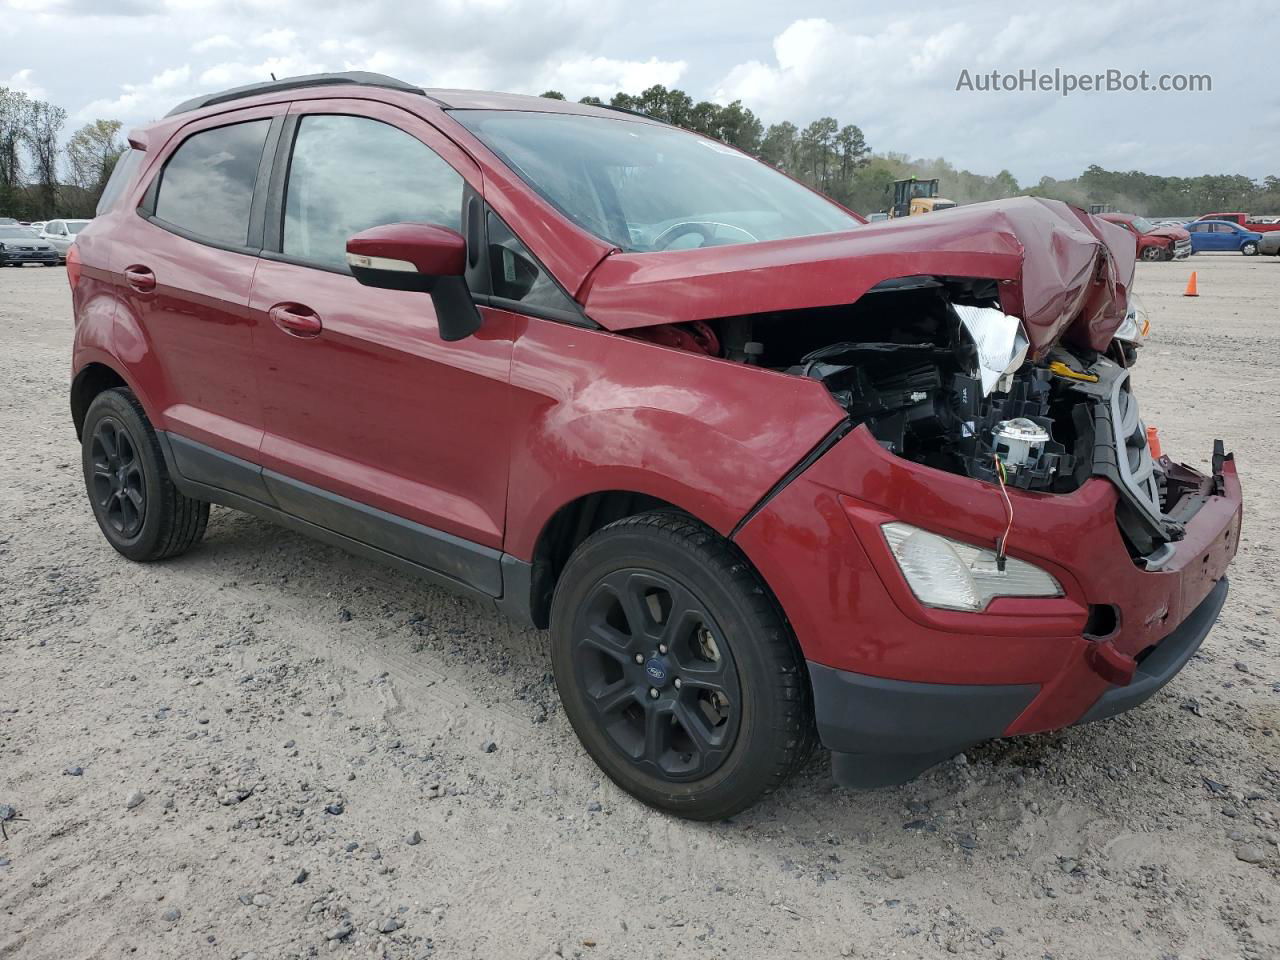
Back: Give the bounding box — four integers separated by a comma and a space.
155, 431, 537, 624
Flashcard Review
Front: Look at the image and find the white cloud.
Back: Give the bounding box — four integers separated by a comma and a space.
251, 28, 297, 51
3, 69, 46, 100
192, 33, 238, 53
74, 65, 193, 125
535, 56, 687, 99
4, 0, 1273, 182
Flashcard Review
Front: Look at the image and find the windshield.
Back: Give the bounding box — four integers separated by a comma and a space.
1130, 216, 1157, 233
454, 110, 859, 253
66, 220, 90, 234
0, 226, 37, 238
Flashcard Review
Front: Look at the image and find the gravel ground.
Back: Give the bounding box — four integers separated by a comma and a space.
1, 253, 1277, 960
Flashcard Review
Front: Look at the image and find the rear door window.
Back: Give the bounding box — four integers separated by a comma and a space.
154, 119, 271, 247
282, 114, 464, 271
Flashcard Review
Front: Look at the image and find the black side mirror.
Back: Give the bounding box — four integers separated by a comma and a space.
345, 222, 482, 342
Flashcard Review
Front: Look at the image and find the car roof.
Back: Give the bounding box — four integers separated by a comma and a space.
161, 71, 655, 123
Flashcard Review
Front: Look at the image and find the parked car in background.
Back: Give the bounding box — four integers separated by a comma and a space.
866, 211, 889, 222
1184, 220, 1263, 255
1099, 212, 1191, 261
0, 217, 18, 225
67, 71, 1242, 820
29, 220, 46, 233
40, 219, 91, 262
1258, 232, 1280, 256
1190, 212, 1280, 233
0, 224, 60, 266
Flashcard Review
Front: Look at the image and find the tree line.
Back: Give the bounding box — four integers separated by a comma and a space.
0, 87, 124, 220
541, 85, 1280, 217
4, 80, 1276, 222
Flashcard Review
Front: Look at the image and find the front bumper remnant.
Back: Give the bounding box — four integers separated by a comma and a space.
811, 577, 1228, 788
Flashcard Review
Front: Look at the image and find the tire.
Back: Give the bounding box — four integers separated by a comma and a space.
1241, 241, 1259, 256
1140, 246, 1164, 262
549, 511, 816, 819
81, 387, 209, 562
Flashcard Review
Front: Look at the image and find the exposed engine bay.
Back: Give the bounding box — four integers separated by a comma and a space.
627, 275, 1197, 560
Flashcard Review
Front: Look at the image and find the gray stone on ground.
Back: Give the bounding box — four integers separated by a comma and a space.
125, 790, 145, 810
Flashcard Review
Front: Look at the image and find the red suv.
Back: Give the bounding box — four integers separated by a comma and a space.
69, 72, 1242, 819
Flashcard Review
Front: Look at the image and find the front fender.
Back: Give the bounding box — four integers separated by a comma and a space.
501, 318, 845, 561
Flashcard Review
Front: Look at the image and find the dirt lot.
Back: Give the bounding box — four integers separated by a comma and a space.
1, 253, 1277, 960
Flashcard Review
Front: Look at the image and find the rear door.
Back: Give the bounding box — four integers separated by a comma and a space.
113, 105, 283, 466
248, 99, 516, 587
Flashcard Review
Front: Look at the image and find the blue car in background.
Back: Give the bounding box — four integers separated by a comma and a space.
1184, 220, 1263, 255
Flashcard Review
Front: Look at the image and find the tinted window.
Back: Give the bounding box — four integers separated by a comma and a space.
0, 226, 38, 238
486, 213, 577, 314
97, 148, 143, 215
283, 115, 464, 270
1213, 223, 1236, 233
155, 119, 270, 246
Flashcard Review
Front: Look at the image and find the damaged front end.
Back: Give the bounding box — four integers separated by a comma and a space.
596, 198, 1203, 563
586, 199, 1208, 568
686, 276, 1192, 563
702, 276, 1191, 559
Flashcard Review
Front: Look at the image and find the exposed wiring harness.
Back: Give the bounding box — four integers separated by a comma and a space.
993, 453, 1013, 572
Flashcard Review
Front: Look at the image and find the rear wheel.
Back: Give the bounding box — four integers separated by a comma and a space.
550, 512, 815, 819
81, 387, 209, 561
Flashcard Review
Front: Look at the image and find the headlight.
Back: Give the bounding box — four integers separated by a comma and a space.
1114, 292, 1149, 346
881, 522, 1062, 611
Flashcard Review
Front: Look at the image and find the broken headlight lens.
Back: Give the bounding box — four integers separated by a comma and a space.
1114, 292, 1149, 347
954, 304, 1030, 395
881, 522, 1063, 611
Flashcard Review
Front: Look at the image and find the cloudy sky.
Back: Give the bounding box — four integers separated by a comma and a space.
2, 0, 1274, 184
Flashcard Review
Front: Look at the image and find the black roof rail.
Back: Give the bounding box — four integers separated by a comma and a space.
164, 71, 425, 118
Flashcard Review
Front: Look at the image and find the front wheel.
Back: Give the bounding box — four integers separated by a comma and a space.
1140, 246, 1165, 262
550, 512, 815, 820
1242, 241, 1259, 256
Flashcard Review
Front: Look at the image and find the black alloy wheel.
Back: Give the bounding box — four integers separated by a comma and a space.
550, 512, 816, 820
80, 387, 209, 561
570, 567, 742, 781
88, 416, 147, 538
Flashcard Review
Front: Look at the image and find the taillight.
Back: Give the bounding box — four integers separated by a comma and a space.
66, 244, 82, 289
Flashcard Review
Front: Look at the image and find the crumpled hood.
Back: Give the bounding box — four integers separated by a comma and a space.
1148, 224, 1190, 241
581, 195, 1136, 359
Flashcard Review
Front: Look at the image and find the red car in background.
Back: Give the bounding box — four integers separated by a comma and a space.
1191, 212, 1280, 233
1100, 212, 1192, 261
66, 72, 1241, 819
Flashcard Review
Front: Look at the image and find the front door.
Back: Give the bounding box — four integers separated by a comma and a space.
249, 100, 515, 590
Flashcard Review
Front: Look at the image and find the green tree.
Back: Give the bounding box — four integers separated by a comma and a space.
66, 119, 125, 198
759, 121, 798, 172
835, 123, 869, 181
539, 90, 566, 100
27, 100, 66, 216
0, 87, 35, 216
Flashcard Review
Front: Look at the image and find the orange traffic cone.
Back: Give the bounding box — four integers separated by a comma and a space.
1183, 271, 1198, 297
1146, 426, 1162, 459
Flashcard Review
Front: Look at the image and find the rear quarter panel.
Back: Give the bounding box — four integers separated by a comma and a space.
501, 318, 846, 561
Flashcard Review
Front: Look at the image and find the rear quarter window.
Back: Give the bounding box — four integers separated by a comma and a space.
96, 148, 144, 216
153, 119, 271, 247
